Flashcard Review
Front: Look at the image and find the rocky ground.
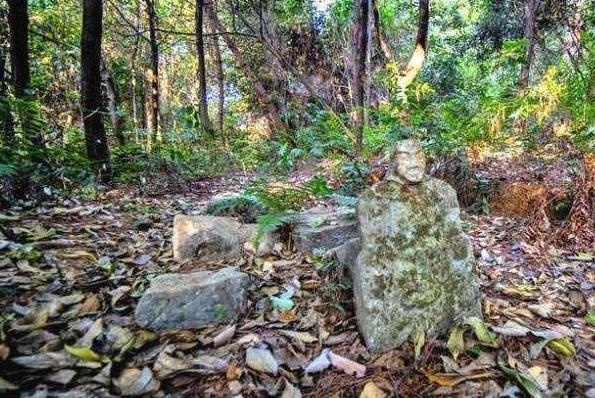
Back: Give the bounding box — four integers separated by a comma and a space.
0, 175, 593, 397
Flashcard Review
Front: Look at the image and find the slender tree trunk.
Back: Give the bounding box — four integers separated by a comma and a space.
101, 66, 125, 145
350, 0, 369, 154
145, 0, 160, 147
397, 0, 429, 91
372, 0, 393, 62
195, 0, 211, 132
364, 0, 374, 125
519, 0, 538, 89
81, 0, 111, 180
130, 0, 140, 135
209, 13, 225, 131
208, 9, 287, 132
8, 0, 42, 147
7, 0, 29, 98
0, 7, 14, 143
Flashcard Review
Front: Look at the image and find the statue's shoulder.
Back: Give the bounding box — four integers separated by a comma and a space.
422, 176, 459, 206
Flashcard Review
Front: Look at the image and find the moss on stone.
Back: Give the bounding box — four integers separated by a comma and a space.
353, 176, 482, 352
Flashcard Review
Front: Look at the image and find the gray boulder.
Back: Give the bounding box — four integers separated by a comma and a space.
353, 139, 482, 352
135, 267, 249, 331
173, 215, 272, 262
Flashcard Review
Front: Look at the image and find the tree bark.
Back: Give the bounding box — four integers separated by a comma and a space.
145, 0, 160, 146
372, 0, 393, 62
519, 0, 538, 89
0, 7, 14, 143
396, 0, 429, 91
350, 0, 369, 154
130, 0, 140, 134
206, 4, 224, 131
195, 0, 211, 132
7, 0, 30, 98
101, 66, 125, 145
208, 9, 287, 132
81, 0, 112, 180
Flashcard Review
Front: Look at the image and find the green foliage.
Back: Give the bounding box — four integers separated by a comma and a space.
205, 194, 266, 223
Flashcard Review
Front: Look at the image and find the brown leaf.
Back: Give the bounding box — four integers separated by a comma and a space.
279, 307, 299, 323
213, 324, 236, 347
0, 343, 9, 360
114, 367, 160, 396
153, 349, 191, 380
360, 381, 386, 398
79, 294, 100, 315
424, 371, 492, 387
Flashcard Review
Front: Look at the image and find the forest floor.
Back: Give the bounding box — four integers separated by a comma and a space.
0, 168, 593, 397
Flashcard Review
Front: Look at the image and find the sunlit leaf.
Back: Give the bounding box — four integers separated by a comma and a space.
464, 317, 498, 347
447, 325, 465, 360
547, 338, 576, 357
64, 345, 102, 362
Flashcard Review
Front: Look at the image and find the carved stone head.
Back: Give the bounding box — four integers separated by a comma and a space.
386, 138, 426, 184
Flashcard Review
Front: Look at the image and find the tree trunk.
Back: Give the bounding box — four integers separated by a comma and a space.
519, 0, 538, 89
130, 0, 140, 134
145, 0, 160, 147
208, 9, 287, 132
0, 7, 14, 143
101, 66, 125, 145
372, 0, 393, 62
81, 0, 112, 180
208, 10, 225, 131
396, 0, 429, 91
364, 0, 374, 125
195, 0, 211, 132
350, 0, 369, 154
8, 0, 41, 147
7, 0, 30, 98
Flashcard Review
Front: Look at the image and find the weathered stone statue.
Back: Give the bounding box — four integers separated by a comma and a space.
352, 138, 482, 352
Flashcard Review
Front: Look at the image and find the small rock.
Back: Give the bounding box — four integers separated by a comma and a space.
135, 267, 249, 331
245, 347, 278, 375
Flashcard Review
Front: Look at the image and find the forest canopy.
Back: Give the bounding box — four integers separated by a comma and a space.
1, 0, 592, 190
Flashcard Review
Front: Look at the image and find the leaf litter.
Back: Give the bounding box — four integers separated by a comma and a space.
0, 178, 593, 396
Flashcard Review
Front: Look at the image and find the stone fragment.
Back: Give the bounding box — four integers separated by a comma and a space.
173, 215, 271, 262
291, 207, 359, 253
353, 139, 482, 352
135, 267, 249, 331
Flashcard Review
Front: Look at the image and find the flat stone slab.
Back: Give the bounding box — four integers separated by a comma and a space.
173, 215, 271, 262
135, 267, 249, 331
291, 207, 359, 253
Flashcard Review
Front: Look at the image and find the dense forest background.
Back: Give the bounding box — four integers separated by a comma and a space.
1, 0, 592, 190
